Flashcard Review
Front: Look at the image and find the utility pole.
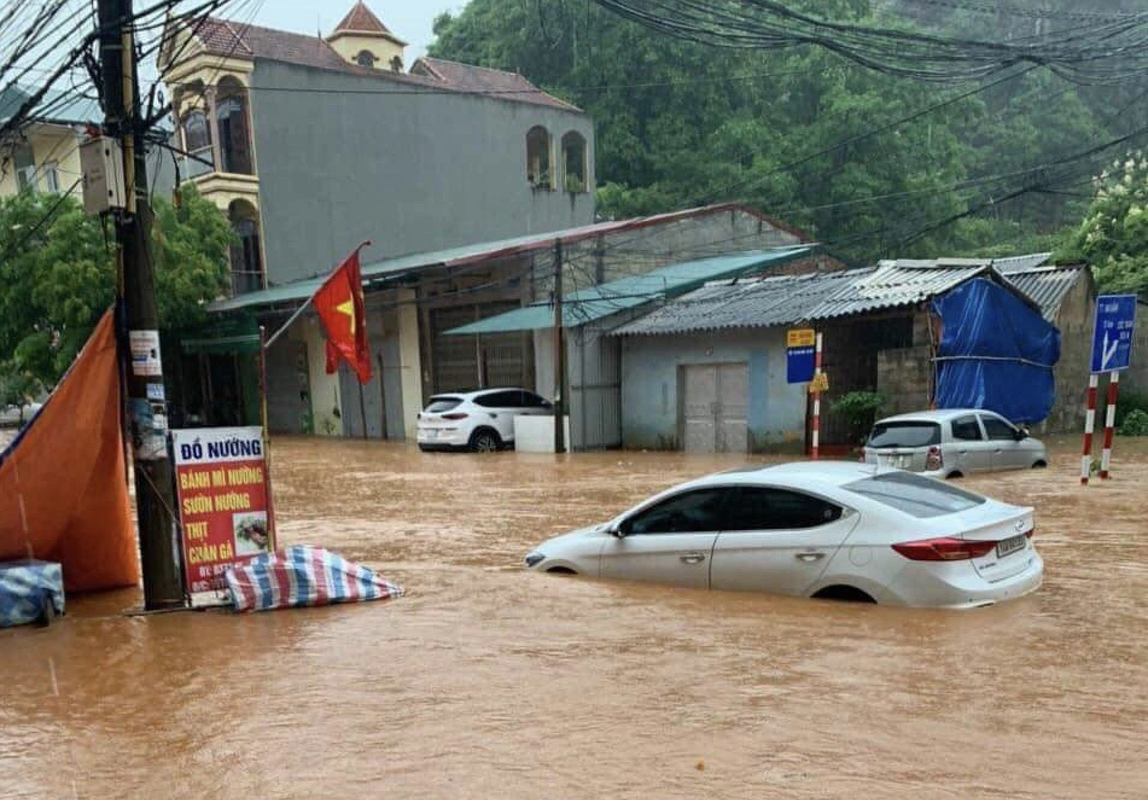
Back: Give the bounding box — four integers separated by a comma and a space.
552, 239, 566, 454
98, 0, 183, 609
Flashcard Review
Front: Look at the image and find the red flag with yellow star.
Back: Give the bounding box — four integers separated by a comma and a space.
314, 243, 372, 383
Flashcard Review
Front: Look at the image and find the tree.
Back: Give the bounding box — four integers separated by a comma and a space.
0, 184, 232, 387
429, 0, 1139, 264
1060, 153, 1148, 296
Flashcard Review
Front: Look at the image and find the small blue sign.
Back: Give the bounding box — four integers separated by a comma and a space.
787, 346, 815, 384
1090, 294, 1138, 373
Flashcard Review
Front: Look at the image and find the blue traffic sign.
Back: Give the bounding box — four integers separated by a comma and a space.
787, 346, 815, 384
1090, 294, 1138, 373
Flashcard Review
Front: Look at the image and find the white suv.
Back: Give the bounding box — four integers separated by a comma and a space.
417, 388, 553, 452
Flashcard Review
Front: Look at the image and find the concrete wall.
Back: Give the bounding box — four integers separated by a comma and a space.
249, 60, 595, 284
1041, 275, 1096, 434
620, 328, 807, 453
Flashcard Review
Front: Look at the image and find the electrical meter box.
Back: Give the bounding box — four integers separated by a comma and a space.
80, 136, 126, 214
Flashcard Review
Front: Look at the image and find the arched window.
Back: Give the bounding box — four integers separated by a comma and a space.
562, 131, 588, 193
526, 126, 552, 190
217, 77, 252, 175
183, 110, 211, 153
229, 201, 263, 295
356, 50, 377, 68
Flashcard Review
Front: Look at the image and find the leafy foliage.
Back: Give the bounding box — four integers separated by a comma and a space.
1118, 409, 1148, 436
430, 0, 1135, 263
1060, 154, 1148, 295
830, 390, 886, 444
0, 184, 231, 387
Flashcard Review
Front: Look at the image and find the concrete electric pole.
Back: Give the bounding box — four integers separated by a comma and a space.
97, 0, 183, 609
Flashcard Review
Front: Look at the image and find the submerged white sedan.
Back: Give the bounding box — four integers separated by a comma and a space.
524, 462, 1042, 608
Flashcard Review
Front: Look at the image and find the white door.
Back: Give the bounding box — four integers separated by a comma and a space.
948, 414, 993, 473
979, 413, 1026, 470
681, 364, 748, 453
709, 487, 859, 597
599, 487, 727, 589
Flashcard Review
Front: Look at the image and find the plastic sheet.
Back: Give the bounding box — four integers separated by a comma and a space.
932, 278, 1061, 423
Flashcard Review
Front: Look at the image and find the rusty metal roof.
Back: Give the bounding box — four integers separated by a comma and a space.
1001, 265, 1087, 321
614, 262, 1005, 336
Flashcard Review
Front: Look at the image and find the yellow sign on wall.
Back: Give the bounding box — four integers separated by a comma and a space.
809, 373, 830, 394
787, 328, 816, 348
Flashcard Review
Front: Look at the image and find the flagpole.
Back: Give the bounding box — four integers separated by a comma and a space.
263, 241, 374, 351
258, 324, 279, 552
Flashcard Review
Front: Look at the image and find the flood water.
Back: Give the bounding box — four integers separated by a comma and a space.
2, 435, 1147, 799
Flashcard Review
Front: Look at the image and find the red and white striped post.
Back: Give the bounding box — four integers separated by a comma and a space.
1081, 373, 1099, 485
1100, 371, 1120, 479
811, 331, 823, 461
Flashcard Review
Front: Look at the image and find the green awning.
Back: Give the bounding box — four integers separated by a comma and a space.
446, 247, 813, 335
179, 314, 262, 354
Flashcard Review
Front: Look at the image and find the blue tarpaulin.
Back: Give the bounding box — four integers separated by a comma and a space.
932, 278, 1061, 423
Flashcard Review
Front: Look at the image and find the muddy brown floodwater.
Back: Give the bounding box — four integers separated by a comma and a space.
2, 436, 1147, 799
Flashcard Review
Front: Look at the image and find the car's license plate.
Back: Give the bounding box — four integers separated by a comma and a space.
883, 455, 910, 468
996, 534, 1027, 558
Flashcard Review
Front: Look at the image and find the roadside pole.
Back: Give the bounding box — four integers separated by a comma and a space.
553, 239, 566, 454
811, 331, 823, 460
1081, 373, 1098, 486
1100, 371, 1120, 479
258, 325, 278, 551
99, 0, 183, 608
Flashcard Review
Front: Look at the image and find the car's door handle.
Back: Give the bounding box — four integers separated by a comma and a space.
796, 551, 825, 562
679, 552, 706, 564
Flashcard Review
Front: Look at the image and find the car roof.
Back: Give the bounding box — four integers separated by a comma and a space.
875, 409, 1000, 424
694, 460, 894, 490
430, 387, 530, 400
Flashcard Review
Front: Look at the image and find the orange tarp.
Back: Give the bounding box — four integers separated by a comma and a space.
0, 311, 139, 591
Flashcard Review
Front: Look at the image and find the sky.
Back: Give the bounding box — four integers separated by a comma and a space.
246, 1, 468, 61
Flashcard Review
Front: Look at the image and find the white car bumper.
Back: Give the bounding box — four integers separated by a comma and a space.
417, 427, 469, 448
882, 550, 1044, 609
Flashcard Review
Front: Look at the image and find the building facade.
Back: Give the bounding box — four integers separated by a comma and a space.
158, 2, 595, 296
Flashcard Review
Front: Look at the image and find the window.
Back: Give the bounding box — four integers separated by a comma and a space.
182, 110, 211, 153
16, 164, 36, 193
844, 472, 986, 519
867, 421, 941, 448
622, 488, 728, 535
425, 397, 463, 413
389, 55, 403, 73
951, 416, 983, 441
355, 50, 377, 68
561, 131, 587, 192
521, 392, 551, 409
42, 161, 59, 193
229, 201, 263, 295
526, 126, 551, 189
721, 487, 843, 532
981, 414, 1018, 441
217, 79, 252, 175
474, 390, 527, 408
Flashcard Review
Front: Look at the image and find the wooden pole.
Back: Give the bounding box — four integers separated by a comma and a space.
553, 239, 566, 454
258, 325, 278, 551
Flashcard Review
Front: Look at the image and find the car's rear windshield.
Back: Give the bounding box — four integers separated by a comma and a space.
867, 421, 941, 448
425, 397, 462, 413
843, 472, 986, 518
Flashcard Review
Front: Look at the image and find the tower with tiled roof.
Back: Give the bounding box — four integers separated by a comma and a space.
326, 2, 408, 72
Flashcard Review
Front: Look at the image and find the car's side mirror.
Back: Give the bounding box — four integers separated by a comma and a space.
608, 521, 626, 538
1014, 428, 1028, 441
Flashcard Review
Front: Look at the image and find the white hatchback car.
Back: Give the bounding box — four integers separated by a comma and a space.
524, 462, 1042, 608
863, 409, 1048, 478
417, 388, 553, 452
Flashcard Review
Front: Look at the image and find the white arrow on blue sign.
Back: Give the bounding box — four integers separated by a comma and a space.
1090, 294, 1138, 373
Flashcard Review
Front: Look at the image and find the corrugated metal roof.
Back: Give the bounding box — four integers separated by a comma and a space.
445, 248, 813, 335
874, 253, 1052, 275
992, 253, 1054, 274
208, 204, 810, 313
1002, 265, 1086, 321
615, 262, 996, 336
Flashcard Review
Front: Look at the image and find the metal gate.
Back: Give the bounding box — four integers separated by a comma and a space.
681, 363, 748, 453
430, 302, 531, 393
265, 339, 311, 434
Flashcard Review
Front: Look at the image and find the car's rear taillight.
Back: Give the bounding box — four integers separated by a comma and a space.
441, 412, 469, 421
1025, 528, 1035, 539
925, 446, 943, 471
892, 537, 996, 561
